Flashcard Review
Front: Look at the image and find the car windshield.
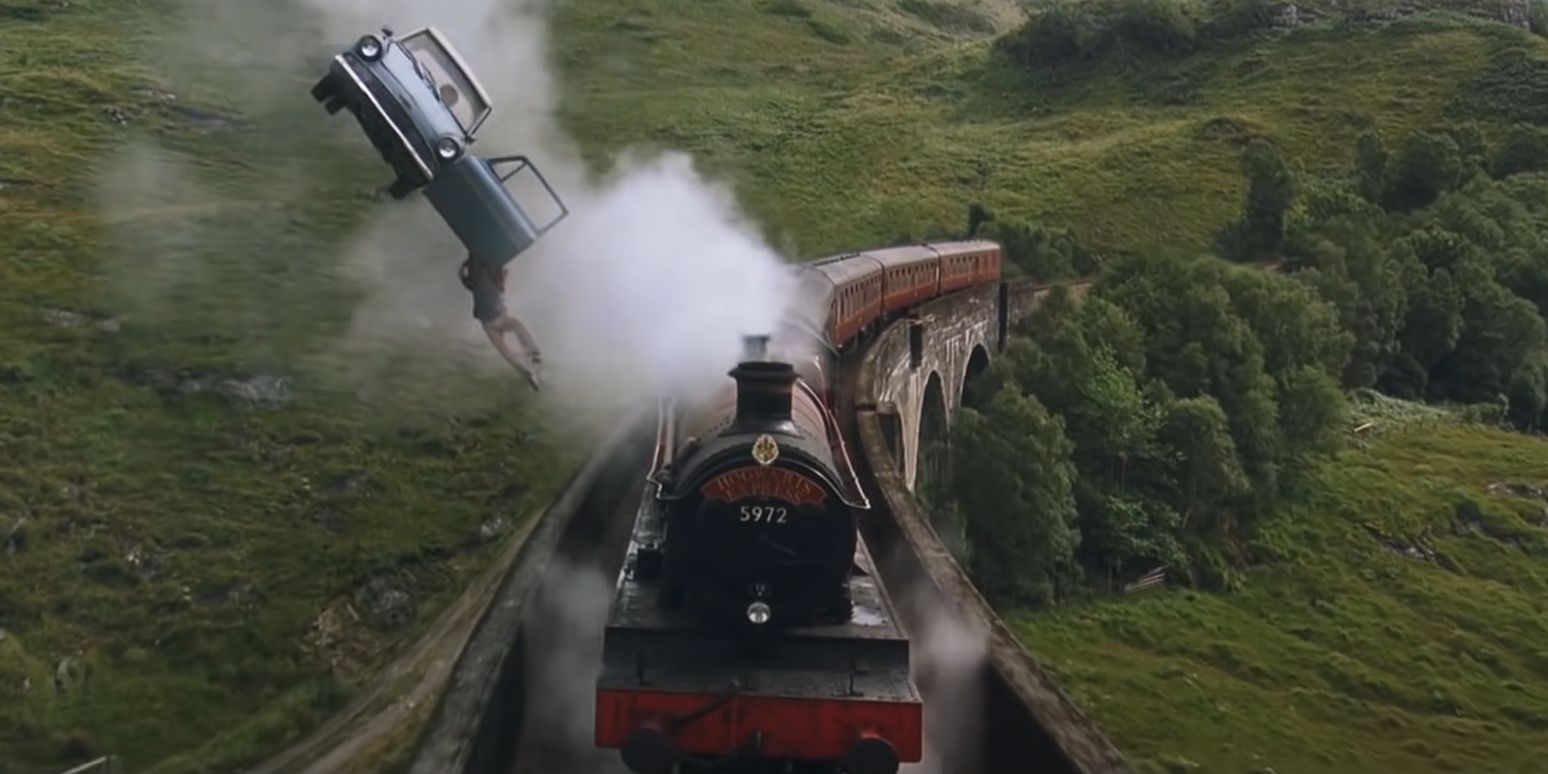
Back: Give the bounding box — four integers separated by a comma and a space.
399, 28, 492, 136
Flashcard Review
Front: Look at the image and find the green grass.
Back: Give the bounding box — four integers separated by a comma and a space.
1014, 418, 1548, 774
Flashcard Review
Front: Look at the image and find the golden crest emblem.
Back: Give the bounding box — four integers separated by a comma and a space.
751, 434, 780, 466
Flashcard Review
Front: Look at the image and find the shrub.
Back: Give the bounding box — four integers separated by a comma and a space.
1490, 123, 1548, 178
1112, 0, 1205, 55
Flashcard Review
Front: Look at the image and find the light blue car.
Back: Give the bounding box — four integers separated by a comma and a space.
311, 26, 568, 269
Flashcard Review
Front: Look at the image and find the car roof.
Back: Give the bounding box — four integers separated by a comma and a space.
862, 244, 940, 269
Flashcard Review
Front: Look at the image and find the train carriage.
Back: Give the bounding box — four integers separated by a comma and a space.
937, 239, 1000, 294
865, 245, 940, 316
797, 254, 885, 349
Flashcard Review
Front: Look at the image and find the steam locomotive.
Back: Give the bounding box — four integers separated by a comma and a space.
595, 241, 1004, 774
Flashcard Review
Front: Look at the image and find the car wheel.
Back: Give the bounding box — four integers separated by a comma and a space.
387, 178, 416, 200
309, 75, 336, 104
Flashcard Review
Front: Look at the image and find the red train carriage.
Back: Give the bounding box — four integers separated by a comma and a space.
797, 253, 885, 348
936, 239, 1001, 294
866, 245, 941, 315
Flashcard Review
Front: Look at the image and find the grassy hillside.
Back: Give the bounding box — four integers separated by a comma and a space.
556, 1, 1548, 255
1016, 410, 1548, 774
4, 0, 1547, 771
1, 2, 572, 772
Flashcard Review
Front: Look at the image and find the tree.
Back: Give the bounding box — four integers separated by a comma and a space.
1490, 123, 1548, 179
966, 202, 994, 238
1223, 267, 1352, 379
952, 390, 1082, 607
1276, 365, 1348, 463
1158, 396, 1250, 532
1386, 130, 1463, 210
1243, 139, 1296, 251
1354, 128, 1389, 203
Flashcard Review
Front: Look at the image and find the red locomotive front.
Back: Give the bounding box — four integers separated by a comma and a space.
594, 338, 920, 774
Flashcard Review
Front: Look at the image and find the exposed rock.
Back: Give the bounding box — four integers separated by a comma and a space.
4, 517, 26, 556
122, 543, 166, 580
54, 657, 85, 697
319, 473, 371, 498
302, 598, 374, 678
313, 507, 349, 536
176, 372, 293, 406
1501, 0, 1531, 27
1271, 3, 1300, 27
40, 308, 123, 333
479, 515, 510, 542
131, 85, 177, 103
218, 374, 292, 405
103, 106, 131, 125
166, 104, 239, 131
1365, 524, 1436, 561
1487, 482, 1546, 500
199, 581, 256, 609
41, 308, 89, 328
353, 576, 416, 631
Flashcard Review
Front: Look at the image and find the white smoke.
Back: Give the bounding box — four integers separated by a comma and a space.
893, 571, 991, 773
516, 555, 628, 773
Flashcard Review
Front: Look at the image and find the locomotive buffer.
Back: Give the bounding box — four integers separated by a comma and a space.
595, 343, 921, 774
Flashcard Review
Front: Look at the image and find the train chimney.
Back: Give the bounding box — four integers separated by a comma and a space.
730, 334, 796, 431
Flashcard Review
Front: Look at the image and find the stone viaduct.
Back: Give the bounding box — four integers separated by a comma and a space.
852, 278, 1091, 497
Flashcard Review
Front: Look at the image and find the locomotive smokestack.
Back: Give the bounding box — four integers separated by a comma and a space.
731, 334, 795, 430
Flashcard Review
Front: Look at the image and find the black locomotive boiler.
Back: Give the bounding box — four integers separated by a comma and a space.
595, 336, 922, 774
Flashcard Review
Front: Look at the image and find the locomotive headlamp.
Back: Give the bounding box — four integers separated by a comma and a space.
435, 136, 461, 159
747, 601, 771, 625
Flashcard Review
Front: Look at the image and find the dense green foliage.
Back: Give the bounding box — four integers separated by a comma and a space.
943, 121, 1548, 603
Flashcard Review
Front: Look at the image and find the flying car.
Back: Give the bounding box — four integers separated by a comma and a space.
311, 26, 568, 269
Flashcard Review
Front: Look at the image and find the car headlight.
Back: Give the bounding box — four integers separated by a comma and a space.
356, 35, 383, 61
747, 601, 771, 625
435, 137, 461, 160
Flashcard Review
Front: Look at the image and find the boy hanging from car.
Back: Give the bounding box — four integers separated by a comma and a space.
460, 255, 543, 390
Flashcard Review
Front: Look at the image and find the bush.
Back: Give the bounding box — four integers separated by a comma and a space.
1112, 0, 1204, 55
1003, 0, 1208, 67
1005, 0, 1111, 66
988, 219, 1096, 280
1491, 123, 1548, 178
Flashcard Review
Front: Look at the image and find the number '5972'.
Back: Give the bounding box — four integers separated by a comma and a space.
739, 505, 788, 524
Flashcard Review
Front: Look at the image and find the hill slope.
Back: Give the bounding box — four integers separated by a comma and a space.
556, 1, 1548, 255
1016, 413, 1548, 774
